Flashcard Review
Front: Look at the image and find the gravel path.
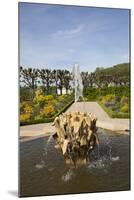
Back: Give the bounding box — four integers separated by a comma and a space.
20, 102, 130, 140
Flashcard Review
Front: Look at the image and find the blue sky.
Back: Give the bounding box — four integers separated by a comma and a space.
19, 3, 129, 72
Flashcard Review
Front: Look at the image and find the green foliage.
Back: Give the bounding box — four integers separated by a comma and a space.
95, 63, 130, 76
98, 91, 130, 118
94, 63, 130, 87
58, 94, 66, 101
120, 96, 129, 105
20, 102, 33, 121
40, 104, 56, 117
98, 101, 130, 118
20, 92, 74, 125
120, 103, 129, 113
84, 86, 130, 101
20, 113, 32, 121
35, 88, 44, 96
20, 87, 33, 101
33, 95, 47, 107
20, 62, 130, 99
20, 67, 38, 99
20, 102, 33, 114
33, 94, 54, 107
20, 62, 130, 123
101, 94, 115, 103
20, 99, 74, 126
83, 88, 98, 100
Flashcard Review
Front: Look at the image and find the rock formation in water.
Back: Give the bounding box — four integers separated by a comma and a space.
53, 112, 99, 165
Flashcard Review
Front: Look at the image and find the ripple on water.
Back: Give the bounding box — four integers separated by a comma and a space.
20, 132, 129, 196
35, 160, 46, 169
111, 156, 120, 162
87, 159, 105, 169
87, 154, 120, 174
62, 169, 74, 182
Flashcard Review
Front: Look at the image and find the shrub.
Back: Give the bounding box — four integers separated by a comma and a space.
20, 87, 33, 101
104, 101, 115, 108
120, 96, 129, 106
98, 101, 130, 118
40, 104, 56, 117
34, 94, 54, 106
44, 95, 54, 101
55, 94, 73, 111
115, 96, 121, 102
20, 102, 33, 122
20, 99, 74, 126
32, 103, 41, 118
98, 96, 103, 101
35, 88, 44, 96
20, 113, 32, 121
50, 99, 58, 106
58, 95, 67, 102
102, 94, 115, 107
111, 105, 120, 112
20, 102, 25, 113
84, 86, 130, 100
33, 95, 46, 106
83, 88, 98, 100
120, 103, 129, 113
24, 104, 33, 114
34, 115, 42, 120
20, 102, 33, 114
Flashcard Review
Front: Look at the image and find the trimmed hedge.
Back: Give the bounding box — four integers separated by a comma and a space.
84, 86, 130, 101
20, 99, 74, 126
98, 101, 130, 119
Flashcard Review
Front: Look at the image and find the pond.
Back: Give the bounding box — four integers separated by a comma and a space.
19, 129, 130, 197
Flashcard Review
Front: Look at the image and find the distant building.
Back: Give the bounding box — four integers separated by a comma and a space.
57, 87, 72, 95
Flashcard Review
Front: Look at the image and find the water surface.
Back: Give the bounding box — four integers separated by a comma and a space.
19, 129, 130, 197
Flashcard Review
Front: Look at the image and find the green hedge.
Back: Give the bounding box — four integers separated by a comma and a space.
84, 86, 130, 101
20, 99, 74, 126
98, 101, 130, 118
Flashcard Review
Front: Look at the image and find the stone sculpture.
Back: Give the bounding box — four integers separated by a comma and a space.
53, 112, 99, 165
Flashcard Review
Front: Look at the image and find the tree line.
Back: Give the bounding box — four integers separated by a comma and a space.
20, 67, 71, 96
20, 63, 130, 98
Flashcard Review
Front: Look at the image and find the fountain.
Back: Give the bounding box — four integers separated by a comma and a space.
20, 67, 130, 197
72, 63, 83, 102
53, 64, 99, 165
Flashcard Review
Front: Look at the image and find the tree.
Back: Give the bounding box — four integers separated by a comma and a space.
64, 70, 71, 94
52, 69, 58, 95
38, 69, 53, 95
88, 72, 96, 88
93, 63, 130, 87
57, 70, 65, 95
81, 72, 90, 88
20, 66, 38, 99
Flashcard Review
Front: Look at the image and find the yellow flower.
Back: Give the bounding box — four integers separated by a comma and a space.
40, 104, 56, 117
20, 102, 33, 114
20, 113, 32, 121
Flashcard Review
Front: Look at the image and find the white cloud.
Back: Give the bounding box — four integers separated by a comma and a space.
52, 24, 83, 38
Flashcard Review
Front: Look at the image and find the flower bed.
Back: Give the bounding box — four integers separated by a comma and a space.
20, 93, 74, 126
